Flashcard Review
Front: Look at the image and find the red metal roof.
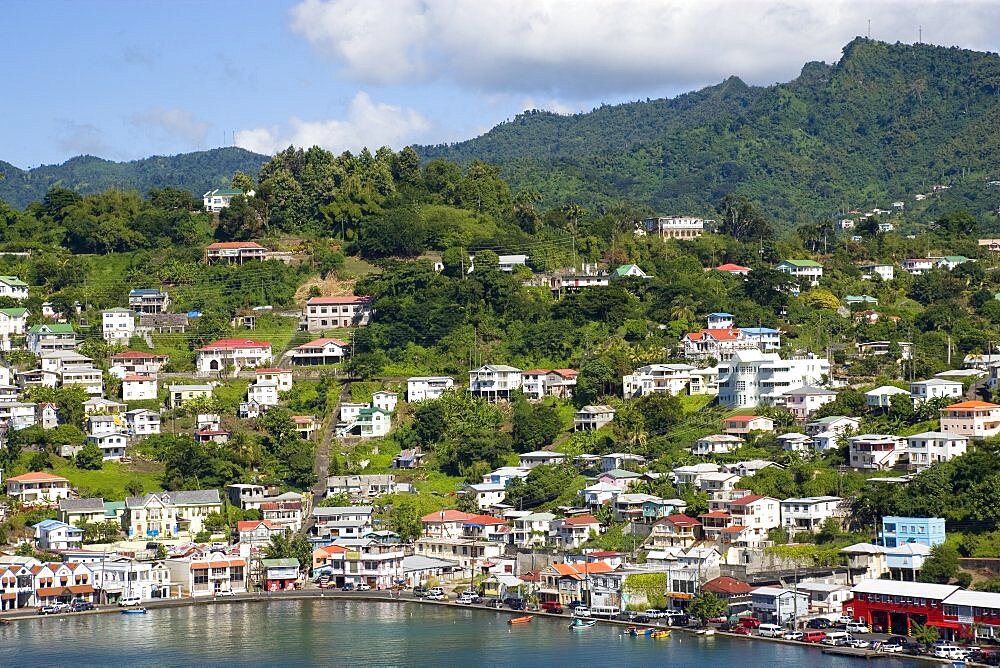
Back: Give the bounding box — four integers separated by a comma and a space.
197, 338, 272, 351
715, 263, 750, 272
421, 510, 476, 523
561, 514, 600, 526
663, 514, 701, 526
307, 296, 371, 305
207, 241, 265, 250
729, 495, 766, 506
8, 472, 68, 483
298, 338, 348, 348
702, 576, 753, 594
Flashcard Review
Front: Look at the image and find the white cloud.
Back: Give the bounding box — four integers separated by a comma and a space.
56, 121, 112, 157
289, 0, 1000, 97
131, 108, 210, 149
235, 91, 430, 155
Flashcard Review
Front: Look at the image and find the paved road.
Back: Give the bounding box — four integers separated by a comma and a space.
303, 381, 351, 533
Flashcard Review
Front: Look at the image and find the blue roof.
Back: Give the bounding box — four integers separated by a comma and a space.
709, 312, 733, 318
129, 288, 162, 296
741, 327, 779, 335
34, 519, 69, 530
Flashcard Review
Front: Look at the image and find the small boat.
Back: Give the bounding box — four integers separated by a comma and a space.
697, 628, 715, 636
650, 630, 671, 639
569, 619, 597, 630
0, 618, 10, 626
507, 616, 533, 625
121, 608, 147, 615
625, 626, 640, 636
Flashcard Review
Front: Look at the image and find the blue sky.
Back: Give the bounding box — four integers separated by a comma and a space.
6, 0, 1000, 169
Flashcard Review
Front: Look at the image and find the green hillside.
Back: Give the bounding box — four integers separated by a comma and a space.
418, 38, 1000, 225
0, 147, 270, 208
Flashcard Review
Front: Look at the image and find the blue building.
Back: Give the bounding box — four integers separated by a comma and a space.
879, 516, 945, 548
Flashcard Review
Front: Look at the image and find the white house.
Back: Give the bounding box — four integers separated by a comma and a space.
805, 415, 860, 436
372, 391, 398, 413
681, 328, 757, 362
849, 435, 904, 470
0, 306, 29, 351
777, 432, 813, 453
124, 409, 161, 437
460, 483, 508, 510
33, 519, 84, 551
247, 380, 280, 407
519, 451, 566, 469
26, 323, 77, 354
939, 400, 1000, 440
860, 263, 895, 281
691, 434, 743, 456
671, 463, 723, 488
722, 415, 775, 436
86, 432, 129, 460
775, 259, 823, 288
910, 378, 963, 403
741, 327, 782, 352
639, 216, 704, 239
255, 368, 293, 392
406, 376, 454, 402
6, 472, 70, 505
780, 496, 845, 533
122, 375, 157, 402
303, 296, 373, 331
195, 338, 272, 375
123, 490, 222, 539
202, 186, 245, 212
751, 586, 811, 625
782, 385, 837, 420
338, 407, 391, 438
0, 401, 38, 430
165, 555, 247, 597
906, 432, 968, 471
167, 384, 213, 408
901, 258, 934, 275
521, 369, 577, 400
0, 276, 28, 300
468, 364, 522, 402
865, 385, 910, 410
622, 364, 696, 397
573, 405, 616, 431
60, 367, 104, 396
717, 350, 831, 408
289, 338, 348, 366
101, 308, 136, 345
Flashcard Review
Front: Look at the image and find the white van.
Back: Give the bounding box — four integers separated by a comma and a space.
932, 645, 967, 660
758, 624, 785, 638
118, 594, 142, 607
821, 631, 851, 646
845, 622, 870, 634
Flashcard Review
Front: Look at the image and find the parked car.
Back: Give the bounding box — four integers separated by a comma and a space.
632, 614, 652, 624
644, 609, 667, 619
849, 639, 872, 649
504, 597, 526, 610
457, 592, 476, 605
118, 595, 142, 607
70, 600, 94, 612
412, 586, 429, 598
806, 617, 832, 629
341, 583, 355, 592
483, 598, 502, 609
356, 583, 371, 591
879, 643, 903, 654
834, 615, 855, 626
573, 606, 592, 618
666, 613, 689, 626
38, 605, 62, 615
739, 617, 761, 628
709, 616, 729, 624
567, 600, 585, 610
802, 631, 827, 643
784, 631, 804, 641
427, 587, 446, 601
732, 625, 753, 635
845, 622, 870, 634
540, 601, 564, 614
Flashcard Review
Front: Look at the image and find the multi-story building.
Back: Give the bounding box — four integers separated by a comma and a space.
859, 263, 895, 281
202, 187, 246, 212
337, 406, 391, 438
127, 288, 170, 314
303, 296, 373, 331
910, 378, 963, 403
311, 505, 374, 540
622, 364, 696, 397
779, 496, 845, 533
782, 385, 837, 420
774, 259, 823, 290
122, 375, 157, 402
849, 434, 904, 470
900, 258, 934, 275
573, 405, 616, 431
468, 364, 522, 401
512, 512, 556, 547
33, 519, 84, 550
6, 472, 70, 505
165, 555, 247, 597
805, 415, 860, 436
681, 329, 758, 362
123, 490, 222, 539
0, 276, 28, 300
646, 514, 703, 549
939, 400, 1000, 439
521, 369, 577, 400
326, 475, 397, 501
844, 579, 959, 637
0, 306, 29, 351
204, 240, 266, 263
751, 586, 811, 625
166, 384, 213, 408
289, 338, 348, 365
741, 327, 782, 352
905, 431, 967, 471
548, 273, 610, 295
880, 516, 946, 548
26, 323, 77, 354
717, 350, 831, 408
110, 351, 170, 374
406, 376, 455, 402
638, 216, 704, 239
124, 409, 161, 437
195, 338, 272, 375
101, 308, 136, 345
90, 558, 176, 603
691, 434, 743, 456
310, 538, 404, 589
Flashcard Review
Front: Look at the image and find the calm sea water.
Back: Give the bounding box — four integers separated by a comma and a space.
0, 599, 920, 667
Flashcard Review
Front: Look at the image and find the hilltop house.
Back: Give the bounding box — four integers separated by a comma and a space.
782, 385, 837, 419
123, 490, 222, 539
849, 435, 905, 470
713, 263, 751, 276
521, 369, 577, 400
906, 432, 968, 471
110, 351, 169, 374
573, 405, 616, 431
779, 496, 846, 533
0, 276, 28, 300
195, 338, 272, 374
717, 350, 830, 408
205, 241, 266, 263
622, 363, 696, 397
6, 472, 70, 505
202, 187, 246, 212
122, 375, 157, 402
910, 378, 963, 403
406, 376, 455, 402
468, 365, 522, 402
26, 324, 77, 354
303, 296, 373, 332
865, 385, 910, 410
939, 400, 1000, 439
775, 259, 823, 290
639, 216, 704, 239
0, 307, 29, 350
723, 415, 774, 436
167, 384, 212, 408
127, 288, 170, 314
290, 338, 347, 365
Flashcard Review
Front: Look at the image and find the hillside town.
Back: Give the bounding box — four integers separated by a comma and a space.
0, 177, 998, 663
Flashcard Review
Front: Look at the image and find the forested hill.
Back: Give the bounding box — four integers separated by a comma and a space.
0, 147, 269, 208
418, 38, 1000, 224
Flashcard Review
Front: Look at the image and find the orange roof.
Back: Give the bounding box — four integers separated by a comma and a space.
237, 520, 278, 532
7, 472, 68, 483
702, 576, 753, 595
255, 368, 291, 374
123, 375, 154, 382
721, 525, 748, 533
715, 263, 750, 272
112, 351, 168, 360
943, 400, 1000, 411
725, 416, 762, 422
196, 338, 272, 351
561, 514, 601, 526
314, 544, 348, 556
552, 369, 578, 378
664, 514, 701, 527
551, 562, 614, 579
463, 514, 507, 526
421, 510, 476, 523
207, 241, 265, 250
298, 338, 348, 348
729, 495, 766, 506
307, 296, 371, 305
699, 511, 731, 518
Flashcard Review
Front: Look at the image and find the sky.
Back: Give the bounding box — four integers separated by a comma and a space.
5, 0, 1000, 169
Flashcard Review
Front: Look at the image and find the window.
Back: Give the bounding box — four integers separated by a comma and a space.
193, 570, 209, 585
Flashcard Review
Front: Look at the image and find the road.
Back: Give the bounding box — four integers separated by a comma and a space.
303, 381, 352, 534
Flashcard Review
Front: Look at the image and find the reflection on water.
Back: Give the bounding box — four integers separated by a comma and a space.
0, 599, 919, 668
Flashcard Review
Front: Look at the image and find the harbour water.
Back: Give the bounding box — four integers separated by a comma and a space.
0, 599, 921, 667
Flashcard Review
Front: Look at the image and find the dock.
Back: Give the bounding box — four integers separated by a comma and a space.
821, 646, 890, 660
